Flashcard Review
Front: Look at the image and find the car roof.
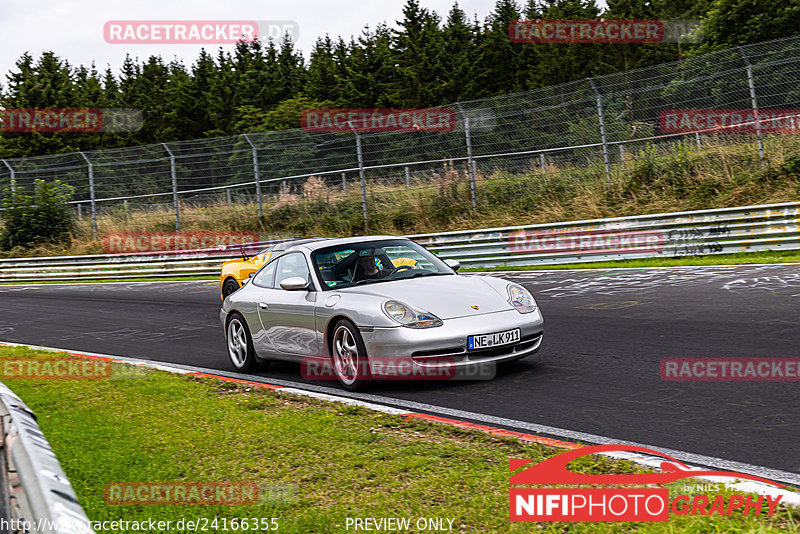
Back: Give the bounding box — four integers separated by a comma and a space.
271, 237, 332, 252
295, 235, 409, 252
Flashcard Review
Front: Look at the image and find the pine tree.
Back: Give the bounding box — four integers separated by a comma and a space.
475, 0, 524, 96
441, 2, 479, 102
393, 0, 446, 106
305, 35, 339, 102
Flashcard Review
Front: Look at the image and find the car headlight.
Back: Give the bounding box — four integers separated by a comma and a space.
507, 283, 537, 313
382, 300, 443, 328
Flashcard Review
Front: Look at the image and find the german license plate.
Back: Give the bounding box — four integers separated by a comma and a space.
468, 328, 520, 350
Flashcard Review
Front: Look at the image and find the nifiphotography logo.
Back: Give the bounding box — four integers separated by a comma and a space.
510, 444, 786, 522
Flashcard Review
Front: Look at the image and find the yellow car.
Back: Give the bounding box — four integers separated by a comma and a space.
220, 239, 325, 299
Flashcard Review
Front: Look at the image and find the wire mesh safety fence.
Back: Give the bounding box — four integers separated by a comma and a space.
2, 35, 800, 238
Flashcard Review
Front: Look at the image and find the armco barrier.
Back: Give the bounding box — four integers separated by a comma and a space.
0, 239, 294, 283
0, 381, 93, 533
410, 200, 800, 268
0, 201, 798, 281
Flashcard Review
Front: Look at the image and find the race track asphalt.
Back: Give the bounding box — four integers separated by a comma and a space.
1, 264, 798, 475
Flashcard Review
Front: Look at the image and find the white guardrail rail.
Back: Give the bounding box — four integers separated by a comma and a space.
0, 201, 798, 281
0, 382, 93, 534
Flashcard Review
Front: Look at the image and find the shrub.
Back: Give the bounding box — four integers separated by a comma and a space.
0, 179, 75, 249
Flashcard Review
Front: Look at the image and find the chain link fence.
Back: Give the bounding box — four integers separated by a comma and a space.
3, 35, 800, 238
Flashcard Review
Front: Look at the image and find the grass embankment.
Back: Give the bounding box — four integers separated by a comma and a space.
1, 346, 798, 533
1, 135, 800, 259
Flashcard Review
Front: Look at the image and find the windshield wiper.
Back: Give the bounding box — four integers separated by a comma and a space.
403, 271, 450, 279
353, 278, 385, 285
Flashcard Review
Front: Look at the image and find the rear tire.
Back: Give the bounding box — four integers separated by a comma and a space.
222, 278, 240, 299
330, 319, 370, 391
226, 313, 259, 372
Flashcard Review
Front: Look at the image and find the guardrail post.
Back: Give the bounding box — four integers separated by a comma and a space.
242, 134, 262, 218
456, 103, 477, 209
588, 78, 612, 185
739, 47, 766, 169
162, 143, 180, 231
78, 152, 98, 239
1, 159, 15, 194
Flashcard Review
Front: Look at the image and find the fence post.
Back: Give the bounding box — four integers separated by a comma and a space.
405, 166, 410, 189
161, 143, 180, 231
341, 173, 347, 194
695, 132, 702, 149
77, 203, 82, 220
739, 47, 766, 169
242, 134, 262, 218
352, 129, 368, 232
588, 78, 612, 185
456, 103, 477, 209
1, 160, 15, 194
226, 189, 232, 206
78, 152, 98, 239
539, 152, 546, 170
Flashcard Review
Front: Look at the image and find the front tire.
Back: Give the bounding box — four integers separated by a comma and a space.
330, 319, 370, 391
222, 278, 240, 299
226, 313, 259, 372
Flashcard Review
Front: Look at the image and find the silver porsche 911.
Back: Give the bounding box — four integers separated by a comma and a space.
220, 236, 544, 390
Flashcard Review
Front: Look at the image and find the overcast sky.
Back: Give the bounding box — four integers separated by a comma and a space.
0, 0, 500, 81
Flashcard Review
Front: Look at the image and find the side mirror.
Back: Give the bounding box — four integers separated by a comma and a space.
444, 258, 461, 271
280, 276, 309, 291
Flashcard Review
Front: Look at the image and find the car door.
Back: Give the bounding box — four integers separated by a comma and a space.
256, 252, 320, 359
248, 258, 279, 357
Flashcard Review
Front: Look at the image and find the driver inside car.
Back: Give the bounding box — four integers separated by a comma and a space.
356, 254, 387, 281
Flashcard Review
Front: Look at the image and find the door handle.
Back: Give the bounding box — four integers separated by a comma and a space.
259, 302, 269, 310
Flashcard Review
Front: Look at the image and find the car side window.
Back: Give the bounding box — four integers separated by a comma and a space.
275, 253, 311, 289
252, 259, 277, 288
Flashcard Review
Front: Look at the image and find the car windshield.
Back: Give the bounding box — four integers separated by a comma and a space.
311, 239, 453, 290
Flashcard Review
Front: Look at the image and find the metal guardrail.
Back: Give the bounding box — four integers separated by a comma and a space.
410, 200, 800, 268
0, 239, 295, 283
0, 382, 93, 533
0, 200, 798, 282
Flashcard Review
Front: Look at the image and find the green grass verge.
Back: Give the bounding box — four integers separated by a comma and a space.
1, 347, 797, 533
465, 249, 800, 272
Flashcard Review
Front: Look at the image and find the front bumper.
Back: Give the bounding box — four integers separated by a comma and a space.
360, 308, 544, 368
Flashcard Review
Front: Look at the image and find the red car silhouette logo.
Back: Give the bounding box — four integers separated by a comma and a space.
510, 444, 785, 488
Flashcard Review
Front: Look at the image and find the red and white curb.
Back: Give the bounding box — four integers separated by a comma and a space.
1, 340, 797, 506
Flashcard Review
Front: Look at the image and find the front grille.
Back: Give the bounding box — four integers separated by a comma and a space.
411, 332, 542, 364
